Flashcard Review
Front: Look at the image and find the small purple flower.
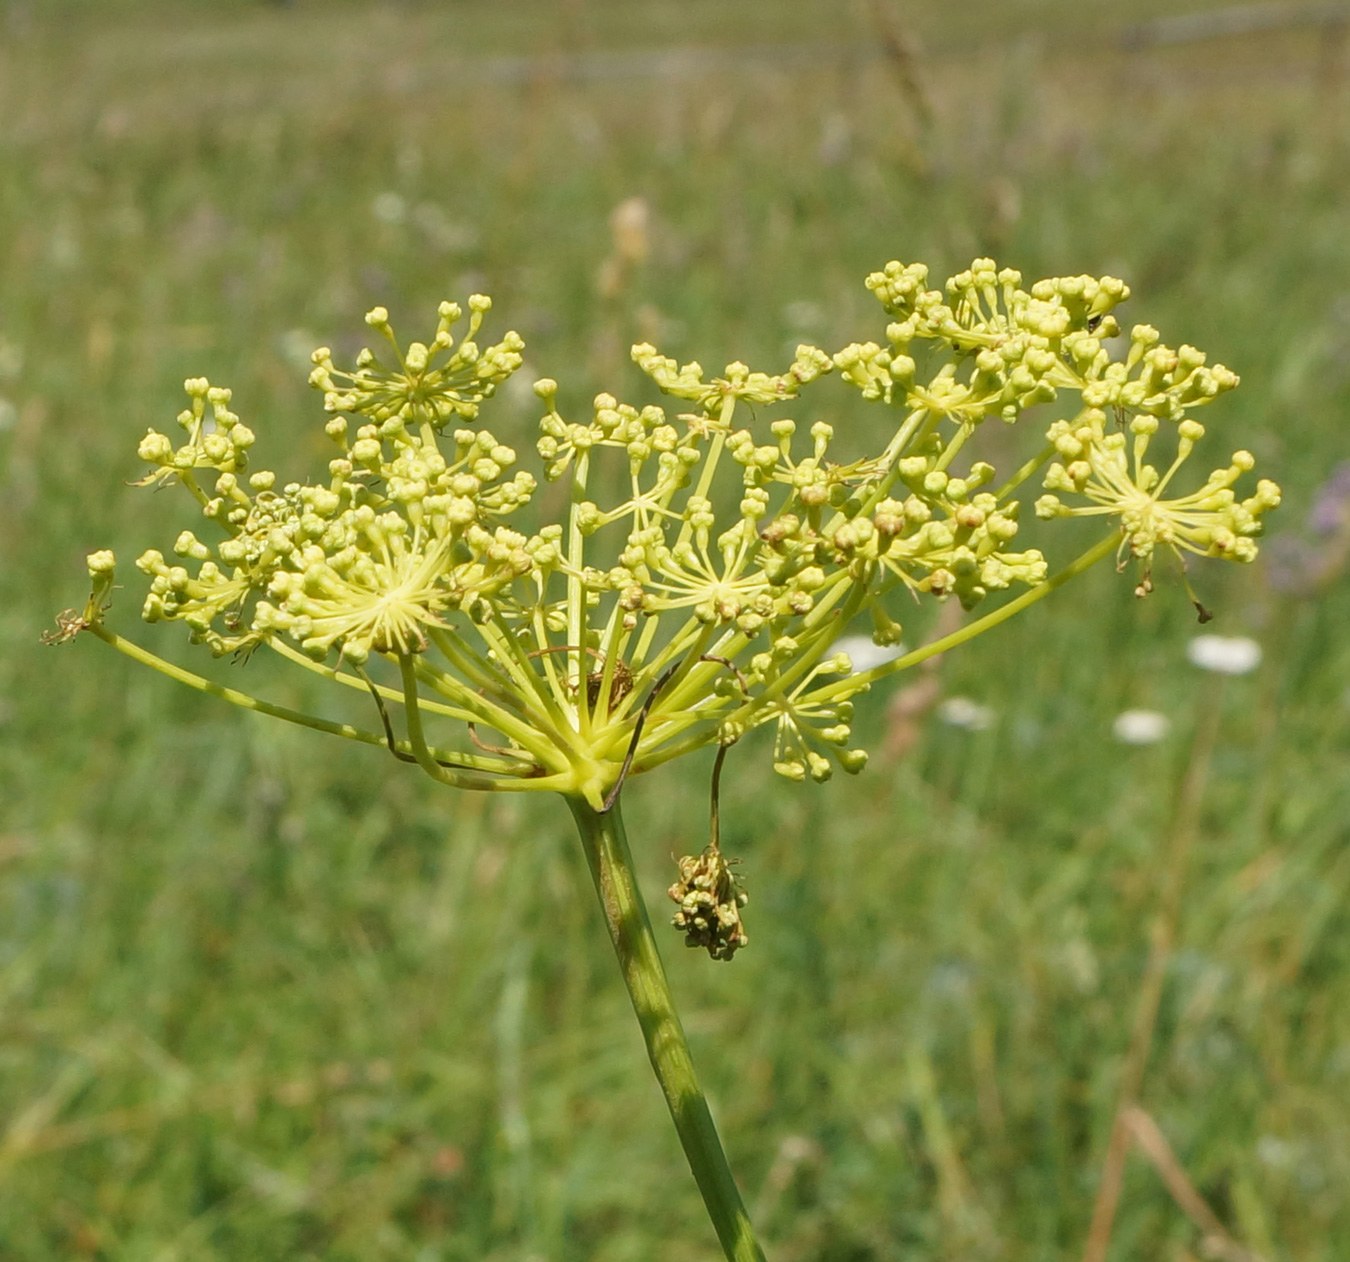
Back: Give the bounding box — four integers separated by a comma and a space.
1308, 462, 1350, 537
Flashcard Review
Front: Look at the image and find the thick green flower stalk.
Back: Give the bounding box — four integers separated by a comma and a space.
52, 258, 1279, 1260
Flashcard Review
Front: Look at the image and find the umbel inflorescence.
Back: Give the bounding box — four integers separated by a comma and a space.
54, 254, 1282, 1260
59, 258, 1279, 813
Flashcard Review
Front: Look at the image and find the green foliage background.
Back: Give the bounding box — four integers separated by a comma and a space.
1, 1, 1348, 1258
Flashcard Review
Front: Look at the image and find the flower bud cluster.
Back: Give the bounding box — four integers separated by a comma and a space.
134, 378, 257, 489
123, 307, 544, 661
854, 260, 1131, 424
855, 259, 1273, 580
669, 848, 750, 961
629, 343, 834, 411
1035, 413, 1280, 568
309, 297, 524, 428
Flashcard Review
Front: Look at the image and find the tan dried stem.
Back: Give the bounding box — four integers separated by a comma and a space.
1122, 1107, 1268, 1262
1081, 676, 1225, 1262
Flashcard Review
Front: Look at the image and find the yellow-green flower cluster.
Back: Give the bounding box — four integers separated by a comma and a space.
1035, 400, 1280, 571
309, 296, 524, 427
127, 300, 543, 663
61, 259, 1279, 804
669, 848, 750, 961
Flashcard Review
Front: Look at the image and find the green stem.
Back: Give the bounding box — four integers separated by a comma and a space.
566, 796, 767, 1262
993, 440, 1055, 501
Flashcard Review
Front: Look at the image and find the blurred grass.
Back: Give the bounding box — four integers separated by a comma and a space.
2, 0, 1350, 1258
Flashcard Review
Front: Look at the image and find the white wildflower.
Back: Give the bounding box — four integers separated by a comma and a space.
936, 696, 996, 731
372, 191, 408, 225
1186, 634, 1261, 675
1113, 709, 1170, 745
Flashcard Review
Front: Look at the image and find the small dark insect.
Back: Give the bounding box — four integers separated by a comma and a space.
587, 658, 635, 713
1087, 314, 1104, 333
525, 645, 635, 714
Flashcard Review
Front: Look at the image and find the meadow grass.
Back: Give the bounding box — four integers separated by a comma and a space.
1, 2, 1349, 1258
